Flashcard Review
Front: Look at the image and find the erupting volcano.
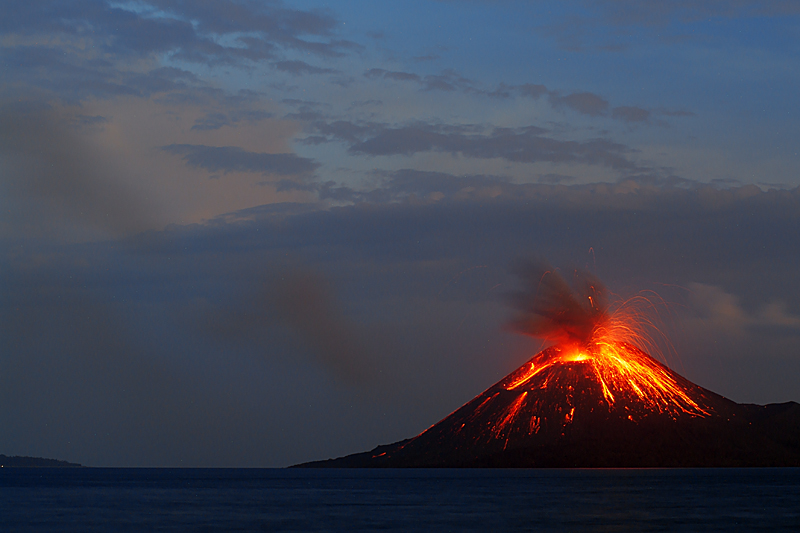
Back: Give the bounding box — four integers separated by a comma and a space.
298, 263, 800, 468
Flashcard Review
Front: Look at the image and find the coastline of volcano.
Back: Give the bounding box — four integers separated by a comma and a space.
296, 343, 800, 467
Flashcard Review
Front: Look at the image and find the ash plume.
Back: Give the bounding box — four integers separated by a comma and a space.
272, 270, 374, 384
507, 260, 608, 345
200, 267, 376, 386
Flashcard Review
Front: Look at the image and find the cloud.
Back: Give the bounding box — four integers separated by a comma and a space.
316, 166, 800, 212
521, 85, 681, 124
383, 169, 509, 197
538, 173, 578, 184
685, 283, 750, 332
394, 72, 514, 100
193, 182, 800, 349
670, 280, 800, 400
70, 114, 110, 130
533, 0, 800, 52
359, 70, 672, 125
314, 169, 512, 203
0, 0, 355, 103
142, 1, 354, 60
279, 98, 332, 122
0, 45, 139, 102
191, 109, 275, 131
550, 92, 610, 116
162, 144, 319, 177
364, 67, 477, 92
1, 40, 210, 104
274, 60, 338, 76
588, 0, 800, 25
519, 84, 549, 99
0, 105, 153, 238
122, 67, 201, 96
309, 121, 636, 169
657, 108, 696, 117
364, 68, 422, 82
420, 69, 476, 92
191, 112, 231, 131
612, 106, 651, 123
686, 283, 800, 334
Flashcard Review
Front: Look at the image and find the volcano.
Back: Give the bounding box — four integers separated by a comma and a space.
298, 342, 800, 467
296, 265, 800, 467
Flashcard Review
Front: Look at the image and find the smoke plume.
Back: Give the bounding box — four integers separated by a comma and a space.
507, 260, 608, 346
272, 270, 374, 384
200, 267, 376, 385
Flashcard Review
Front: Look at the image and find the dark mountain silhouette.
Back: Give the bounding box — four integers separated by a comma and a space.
0, 455, 82, 467
296, 344, 800, 467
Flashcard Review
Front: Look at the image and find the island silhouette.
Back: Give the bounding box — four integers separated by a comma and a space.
297, 265, 800, 468
0, 455, 81, 467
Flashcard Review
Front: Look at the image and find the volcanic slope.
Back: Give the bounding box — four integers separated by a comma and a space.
297, 343, 800, 467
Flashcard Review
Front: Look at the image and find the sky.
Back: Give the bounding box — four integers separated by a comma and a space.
1, 0, 800, 467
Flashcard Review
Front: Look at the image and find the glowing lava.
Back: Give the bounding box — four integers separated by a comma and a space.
502, 342, 710, 418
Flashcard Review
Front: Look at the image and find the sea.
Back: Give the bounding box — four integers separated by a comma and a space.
1, 468, 798, 532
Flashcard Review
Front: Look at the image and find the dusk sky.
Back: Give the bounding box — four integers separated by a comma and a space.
2, 0, 800, 467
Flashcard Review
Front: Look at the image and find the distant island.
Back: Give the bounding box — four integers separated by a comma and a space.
0, 455, 82, 467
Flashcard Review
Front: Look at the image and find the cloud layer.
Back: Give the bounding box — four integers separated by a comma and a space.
3, 181, 800, 466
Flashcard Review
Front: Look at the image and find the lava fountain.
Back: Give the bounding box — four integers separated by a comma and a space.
504, 262, 710, 419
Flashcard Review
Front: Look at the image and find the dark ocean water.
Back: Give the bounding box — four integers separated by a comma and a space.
1, 468, 798, 532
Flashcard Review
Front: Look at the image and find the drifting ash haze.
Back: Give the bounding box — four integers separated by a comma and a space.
299, 264, 800, 467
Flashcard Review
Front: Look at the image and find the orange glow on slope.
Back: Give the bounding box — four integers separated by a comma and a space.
494, 392, 528, 436
581, 341, 706, 416
562, 351, 590, 362
504, 295, 710, 417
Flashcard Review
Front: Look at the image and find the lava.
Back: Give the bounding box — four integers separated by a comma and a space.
502, 342, 709, 417
494, 391, 528, 437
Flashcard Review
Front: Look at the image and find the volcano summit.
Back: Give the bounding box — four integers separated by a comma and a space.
297, 264, 800, 468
